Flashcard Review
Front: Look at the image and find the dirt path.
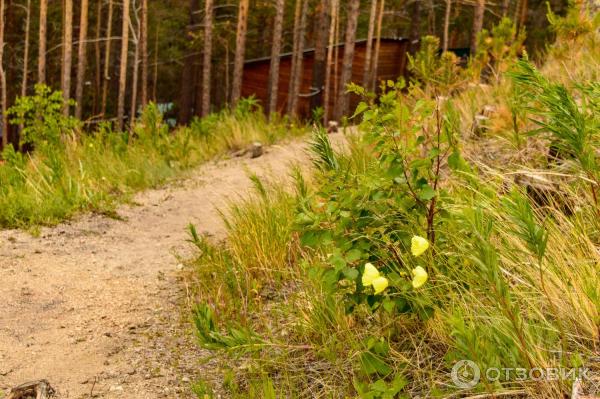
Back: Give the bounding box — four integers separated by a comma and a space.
0, 139, 315, 398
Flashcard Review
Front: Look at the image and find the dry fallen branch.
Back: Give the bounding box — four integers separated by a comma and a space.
7, 380, 55, 399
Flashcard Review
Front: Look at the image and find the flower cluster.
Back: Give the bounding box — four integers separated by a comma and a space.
361, 235, 430, 295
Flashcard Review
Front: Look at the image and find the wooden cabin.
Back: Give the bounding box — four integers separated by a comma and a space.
241, 38, 410, 120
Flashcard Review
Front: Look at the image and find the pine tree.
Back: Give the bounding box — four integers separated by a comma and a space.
0, 0, 6, 148
38, 0, 47, 84
267, 0, 285, 115
442, 0, 452, 52
370, 0, 384, 91
140, 0, 148, 107
101, 0, 114, 117
201, 0, 214, 117
334, 0, 360, 120
21, 0, 31, 98
471, 0, 485, 55
323, 0, 339, 122
62, 0, 74, 116
75, 0, 90, 119
231, 0, 249, 106
117, 0, 130, 129
287, 0, 308, 117
310, 0, 329, 111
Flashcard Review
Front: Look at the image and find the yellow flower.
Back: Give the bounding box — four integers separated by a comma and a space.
372, 276, 389, 294
362, 263, 380, 287
411, 266, 428, 289
362, 263, 389, 294
411, 235, 430, 257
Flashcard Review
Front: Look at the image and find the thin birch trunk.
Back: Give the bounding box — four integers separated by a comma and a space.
323, 0, 338, 123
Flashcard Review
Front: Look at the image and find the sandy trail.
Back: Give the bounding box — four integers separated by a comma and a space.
0, 139, 313, 398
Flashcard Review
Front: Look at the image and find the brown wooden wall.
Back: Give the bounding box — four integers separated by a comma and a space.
241, 39, 409, 120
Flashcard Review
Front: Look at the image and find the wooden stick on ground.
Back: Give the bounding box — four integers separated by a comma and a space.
7, 379, 55, 399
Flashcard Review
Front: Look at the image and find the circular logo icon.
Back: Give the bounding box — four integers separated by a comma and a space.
451, 360, 481, 388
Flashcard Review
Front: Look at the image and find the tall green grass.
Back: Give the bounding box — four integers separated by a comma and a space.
0, 99, 304, 228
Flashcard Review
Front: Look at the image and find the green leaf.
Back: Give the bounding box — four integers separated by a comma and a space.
448, 150, 468, 171
360, 351, 392, 376
352, 102, 369, 119
418, 184, 436, 200
345, 248, 363, 262
342, 267, 359, 281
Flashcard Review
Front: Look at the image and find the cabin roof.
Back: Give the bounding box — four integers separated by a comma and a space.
244, 37, 409, 66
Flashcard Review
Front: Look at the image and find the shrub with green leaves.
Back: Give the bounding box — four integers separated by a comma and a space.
7, 84, 79, 149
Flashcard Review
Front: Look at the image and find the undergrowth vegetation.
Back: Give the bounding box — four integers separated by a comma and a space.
0, 94, 303, 228
187, 6, 600, 399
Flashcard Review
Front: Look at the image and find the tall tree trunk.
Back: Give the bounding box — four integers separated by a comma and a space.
62, 0, 74, 116
370, 0, 384, 91
442, 0, 452, 52
38, 0, 47, 84
230, 0, 249, 106
101, 0, 114, 117
309, 0, 329, 111
178, 0, 200, 124
409, 0, 421, 53
75, 0, 89, 120
117, 0, 130, 129
267, 0, 285, 116
334, 0, 359, 121
323, 0, 338, 123
470, 0, 485, 55
449, 0, 460, 48
93, 0, 102, 115
0, 0, 6, 148
363, 0, 377, 87
442, 0, 451, 52
502, 0, 510, 17
140, 0, 148, 107
200, 0, 213, 117
517, 0, 528, 33
287, 0, 308, 118
21, 0, 31, 98
287, 0, 301, 115
152, 22, 158, 101
514, 0, 521, 24
130, 2, 140, 124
